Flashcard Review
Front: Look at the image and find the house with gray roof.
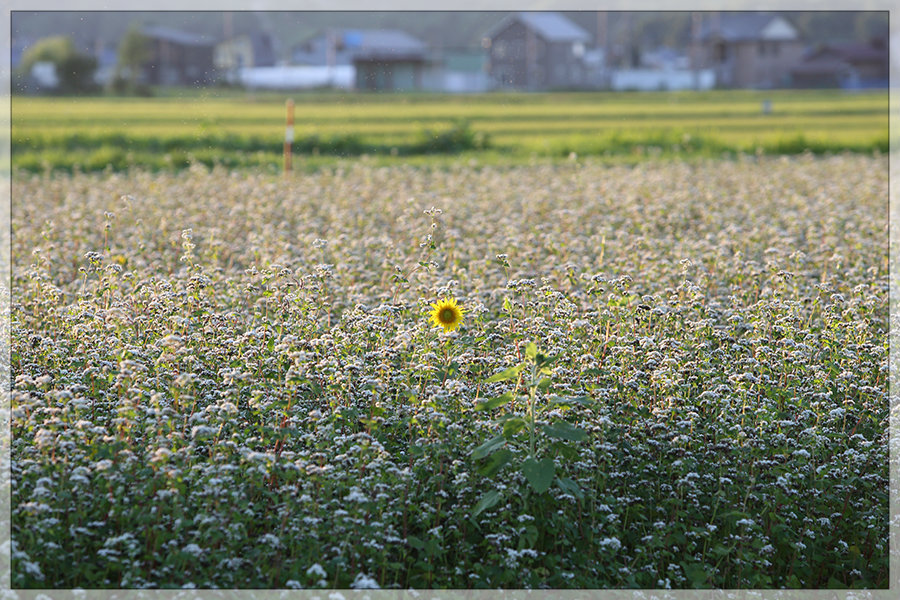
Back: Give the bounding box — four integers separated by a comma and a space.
292, 29, 426, 67
215, 32, 277, 75
291, 28, 428, 91
140, 25, 216, 86
790, 37, 889, 89
484, 12, 594, 90
694, 13, 805, 88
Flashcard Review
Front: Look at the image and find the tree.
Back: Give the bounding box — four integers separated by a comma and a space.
112, 25, 152, 95
14, 35, 98, 94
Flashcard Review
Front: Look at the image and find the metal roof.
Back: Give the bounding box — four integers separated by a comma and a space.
292, 28, 426, 65
488, 12, 591, 43
350, 29, 426, 53
141, 25, 214, 47
697, 13, 797, 43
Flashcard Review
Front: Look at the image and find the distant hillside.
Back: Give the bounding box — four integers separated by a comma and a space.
11, 11, 509, 56
11, 10, 890, 60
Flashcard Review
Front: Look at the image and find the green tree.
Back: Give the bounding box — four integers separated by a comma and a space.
14, 35, 98, 94
112, 25, 151, 95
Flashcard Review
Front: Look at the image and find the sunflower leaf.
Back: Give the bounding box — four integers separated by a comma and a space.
502, 416, 527, 439
472, 490, 502, 518
477, 448, 514, 477
471, 434, 506, 459
474, 391, 515, 412
483, 363, 525, 384
556, 476, 583, 499
522, 457, 555, 494
542, 421, 587, 442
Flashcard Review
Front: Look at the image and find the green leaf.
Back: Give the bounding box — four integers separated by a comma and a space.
826, 576, 847, 589
439, 361, 459, 380
542, 421, 587, 442
534, 352, 555, 371
472, 489, 502, 518
483, 363, 525, 384
550, 440, 579, 460
477, 448, 513, 477
555, 476, 583, 498
520, 524, 539, 549
474, 391, 515, 412
525, 342, 538, 359
502, 416, 527, 439
359, 417, 380, 429
471, 434, 505, 459
536, 377, 552, 392
407, 535, 424, 550
522, 457, 554, 493
682, 562, 709, 587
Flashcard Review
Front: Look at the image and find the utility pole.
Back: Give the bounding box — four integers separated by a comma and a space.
223, 12, 235, 84
691, 12, 701, 90
526, 25, 537, 90
597, 11, 609, 88
326, 28, 337, 88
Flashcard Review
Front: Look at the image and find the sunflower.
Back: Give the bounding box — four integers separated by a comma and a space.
429, 297, 464, 333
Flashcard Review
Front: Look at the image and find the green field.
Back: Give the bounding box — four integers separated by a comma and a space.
9, 87, 891, 590
10, 89, 890, 173
11, 156, 889, 588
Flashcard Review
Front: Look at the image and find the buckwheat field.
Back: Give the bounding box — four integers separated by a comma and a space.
10, 154, 889, 589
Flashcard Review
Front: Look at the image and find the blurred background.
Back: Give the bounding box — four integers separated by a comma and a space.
6, 9, 894, 175
9, 10, 893, 95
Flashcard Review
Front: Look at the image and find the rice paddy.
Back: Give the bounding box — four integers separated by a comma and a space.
10, 89, 889, 173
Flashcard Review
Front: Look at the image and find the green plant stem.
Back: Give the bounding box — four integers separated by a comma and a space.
528, 360, 537, 460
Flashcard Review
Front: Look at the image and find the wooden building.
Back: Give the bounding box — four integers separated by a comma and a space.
791, 37, 890, 89
292, 29, 427, 91
215, 32, 277, 72
694, 13, 805, 89
484, 12, 593, 91
140, 25, 216, 86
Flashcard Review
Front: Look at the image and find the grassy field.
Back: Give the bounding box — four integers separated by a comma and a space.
10, 153, 889, 588
10, 89, 889, 173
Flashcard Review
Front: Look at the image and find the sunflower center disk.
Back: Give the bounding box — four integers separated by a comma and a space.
440, 308, 456, 323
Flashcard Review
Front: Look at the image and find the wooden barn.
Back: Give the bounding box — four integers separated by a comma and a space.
484, 12, 593, 91
140, 25, 216, 86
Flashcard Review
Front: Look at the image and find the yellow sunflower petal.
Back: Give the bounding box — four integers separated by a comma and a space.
429, 297, 463, 332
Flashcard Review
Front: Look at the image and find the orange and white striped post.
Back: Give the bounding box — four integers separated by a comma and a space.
284, 98, 295, 176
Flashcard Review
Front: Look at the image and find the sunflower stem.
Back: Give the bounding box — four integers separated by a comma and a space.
528, 360, 537, 460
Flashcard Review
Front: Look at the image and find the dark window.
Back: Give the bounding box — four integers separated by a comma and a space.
715, 42, 727, 63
